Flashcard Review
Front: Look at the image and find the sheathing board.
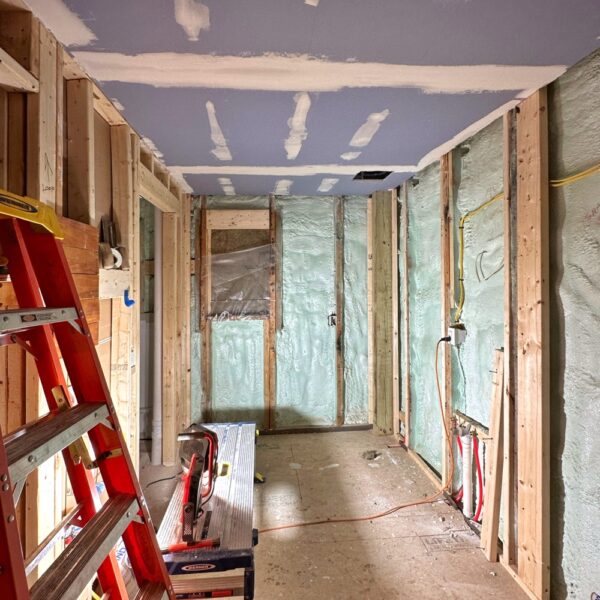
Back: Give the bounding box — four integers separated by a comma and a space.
548, 48, 600, 598
406, 163, 443, 471
343, 197, 369, 424
451, 119, 504, 426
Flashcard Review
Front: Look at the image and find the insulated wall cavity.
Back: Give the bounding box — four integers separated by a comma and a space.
275, 197, 337, 427
451, 119, 504, 426
211, 320, 265, 426
548, 48, 600, 598
343, 197, 369, 424
406, 163, 443, 471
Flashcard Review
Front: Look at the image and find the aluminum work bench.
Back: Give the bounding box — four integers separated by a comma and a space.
157, 423, 257, 599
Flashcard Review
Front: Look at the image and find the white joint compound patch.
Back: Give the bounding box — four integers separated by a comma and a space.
305, 0, 320, 6
274, 179, 293, 195
26, 0, 96, 47
341, 151, 362, 161
218, 177, 236, 195
174, 0, 210, 41
141, 137, 164, 159
170, 164, 416, 177
285, 92, 311, 160
206, 101, 232, 161
318, 178, 339, 192
72, 52, 566, 94
349, 109, 390, 148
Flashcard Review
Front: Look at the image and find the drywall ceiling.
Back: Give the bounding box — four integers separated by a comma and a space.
26, 0, 599, 196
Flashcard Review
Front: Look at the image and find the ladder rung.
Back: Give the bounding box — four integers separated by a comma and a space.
5, 403, 109, 484
135, 582, 169, 600
30, 494, 138, 600
0, 307, 79, 334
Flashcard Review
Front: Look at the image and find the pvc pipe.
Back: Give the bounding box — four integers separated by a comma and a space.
461, 433, 473, 519
151, 208, 163, 465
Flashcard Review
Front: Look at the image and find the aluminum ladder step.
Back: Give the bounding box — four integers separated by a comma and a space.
135, 582, 169, 600
5, 402, 108, 485
0, 307, 80, 334
30, 494, 139, 600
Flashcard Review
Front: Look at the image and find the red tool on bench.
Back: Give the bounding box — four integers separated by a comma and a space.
178, 425, 219, 545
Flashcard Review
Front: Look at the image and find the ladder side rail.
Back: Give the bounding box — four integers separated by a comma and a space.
19, 221, 173, 594
0, 424, 29, 600
0, 219, 129, 599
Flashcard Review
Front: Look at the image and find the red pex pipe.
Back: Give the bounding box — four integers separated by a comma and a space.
473, 435, 484, 522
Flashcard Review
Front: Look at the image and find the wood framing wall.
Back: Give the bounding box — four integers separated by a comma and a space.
0, 8, 191, 568
392, 89, 551, 600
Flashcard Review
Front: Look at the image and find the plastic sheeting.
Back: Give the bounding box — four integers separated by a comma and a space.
275, 197, 337, 427
210, 320, 265, 426
548, 49, 600, 597
451, 118, 504, 427
406, 163, 443, 471
343, 197, 369, 424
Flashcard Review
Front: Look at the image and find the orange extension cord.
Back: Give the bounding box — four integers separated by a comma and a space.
259, 338, 455, 535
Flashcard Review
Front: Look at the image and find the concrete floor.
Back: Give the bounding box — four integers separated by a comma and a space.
141, 431, 526, 600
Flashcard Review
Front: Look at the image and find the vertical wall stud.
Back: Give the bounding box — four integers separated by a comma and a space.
516, 89, 550, 600
335, 196, 346, 426
401, 183, 411, 446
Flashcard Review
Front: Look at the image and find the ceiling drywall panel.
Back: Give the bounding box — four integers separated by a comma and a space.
24, 0, 600, 195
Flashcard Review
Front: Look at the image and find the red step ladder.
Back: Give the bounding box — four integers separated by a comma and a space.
0, 189, 174, 600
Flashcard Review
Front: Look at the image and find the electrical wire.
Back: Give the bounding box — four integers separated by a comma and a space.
550, 161, 600, 188
259, 338, 455, 535
472, 435, 484, 523
453, 192, 503, 324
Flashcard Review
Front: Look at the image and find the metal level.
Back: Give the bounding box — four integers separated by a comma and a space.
0, 307, 81, 334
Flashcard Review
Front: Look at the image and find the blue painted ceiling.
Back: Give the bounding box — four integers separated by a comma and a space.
33, 0, 600, 195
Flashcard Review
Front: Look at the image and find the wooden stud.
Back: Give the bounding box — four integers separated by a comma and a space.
162, 212, 178, 465
92, 83, 126, 126
206, 209, 270, 230
516, 89, 550, 600
502, 109, 517, 567
66, 78, 95, 224
139, 162, 178, 213
367, 196, 374, 424
481, 349, 505, 562
110, 124, 133, 268
391, 191, 400, 438
266, 196, 277, 429
181, 194, 192, 429
199, 199, 212, 421
0, 89, 7, 185
371, 190, 396, 435
334, 197, 346, 426
130, 133, 141, 472
401, 183, 411, 446
440, 152, 454, 486
54, 46, 64, 216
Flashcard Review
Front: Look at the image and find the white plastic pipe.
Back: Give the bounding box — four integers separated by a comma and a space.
461, 433, 473, 519
151, 208, 163, 465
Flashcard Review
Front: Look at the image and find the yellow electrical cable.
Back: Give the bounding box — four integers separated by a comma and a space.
453, 192, 503, 324
550, 162, 600, 188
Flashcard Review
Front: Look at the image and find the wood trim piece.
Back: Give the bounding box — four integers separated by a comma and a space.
139, 161, 179, 213
516, 89, 550, 600
440, 152, 454, 486
206, 209, 270, 230
66, 78, 95, 224
401, 183, 411, 446
480, 349, 505, 562
335, 196, 345, 426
